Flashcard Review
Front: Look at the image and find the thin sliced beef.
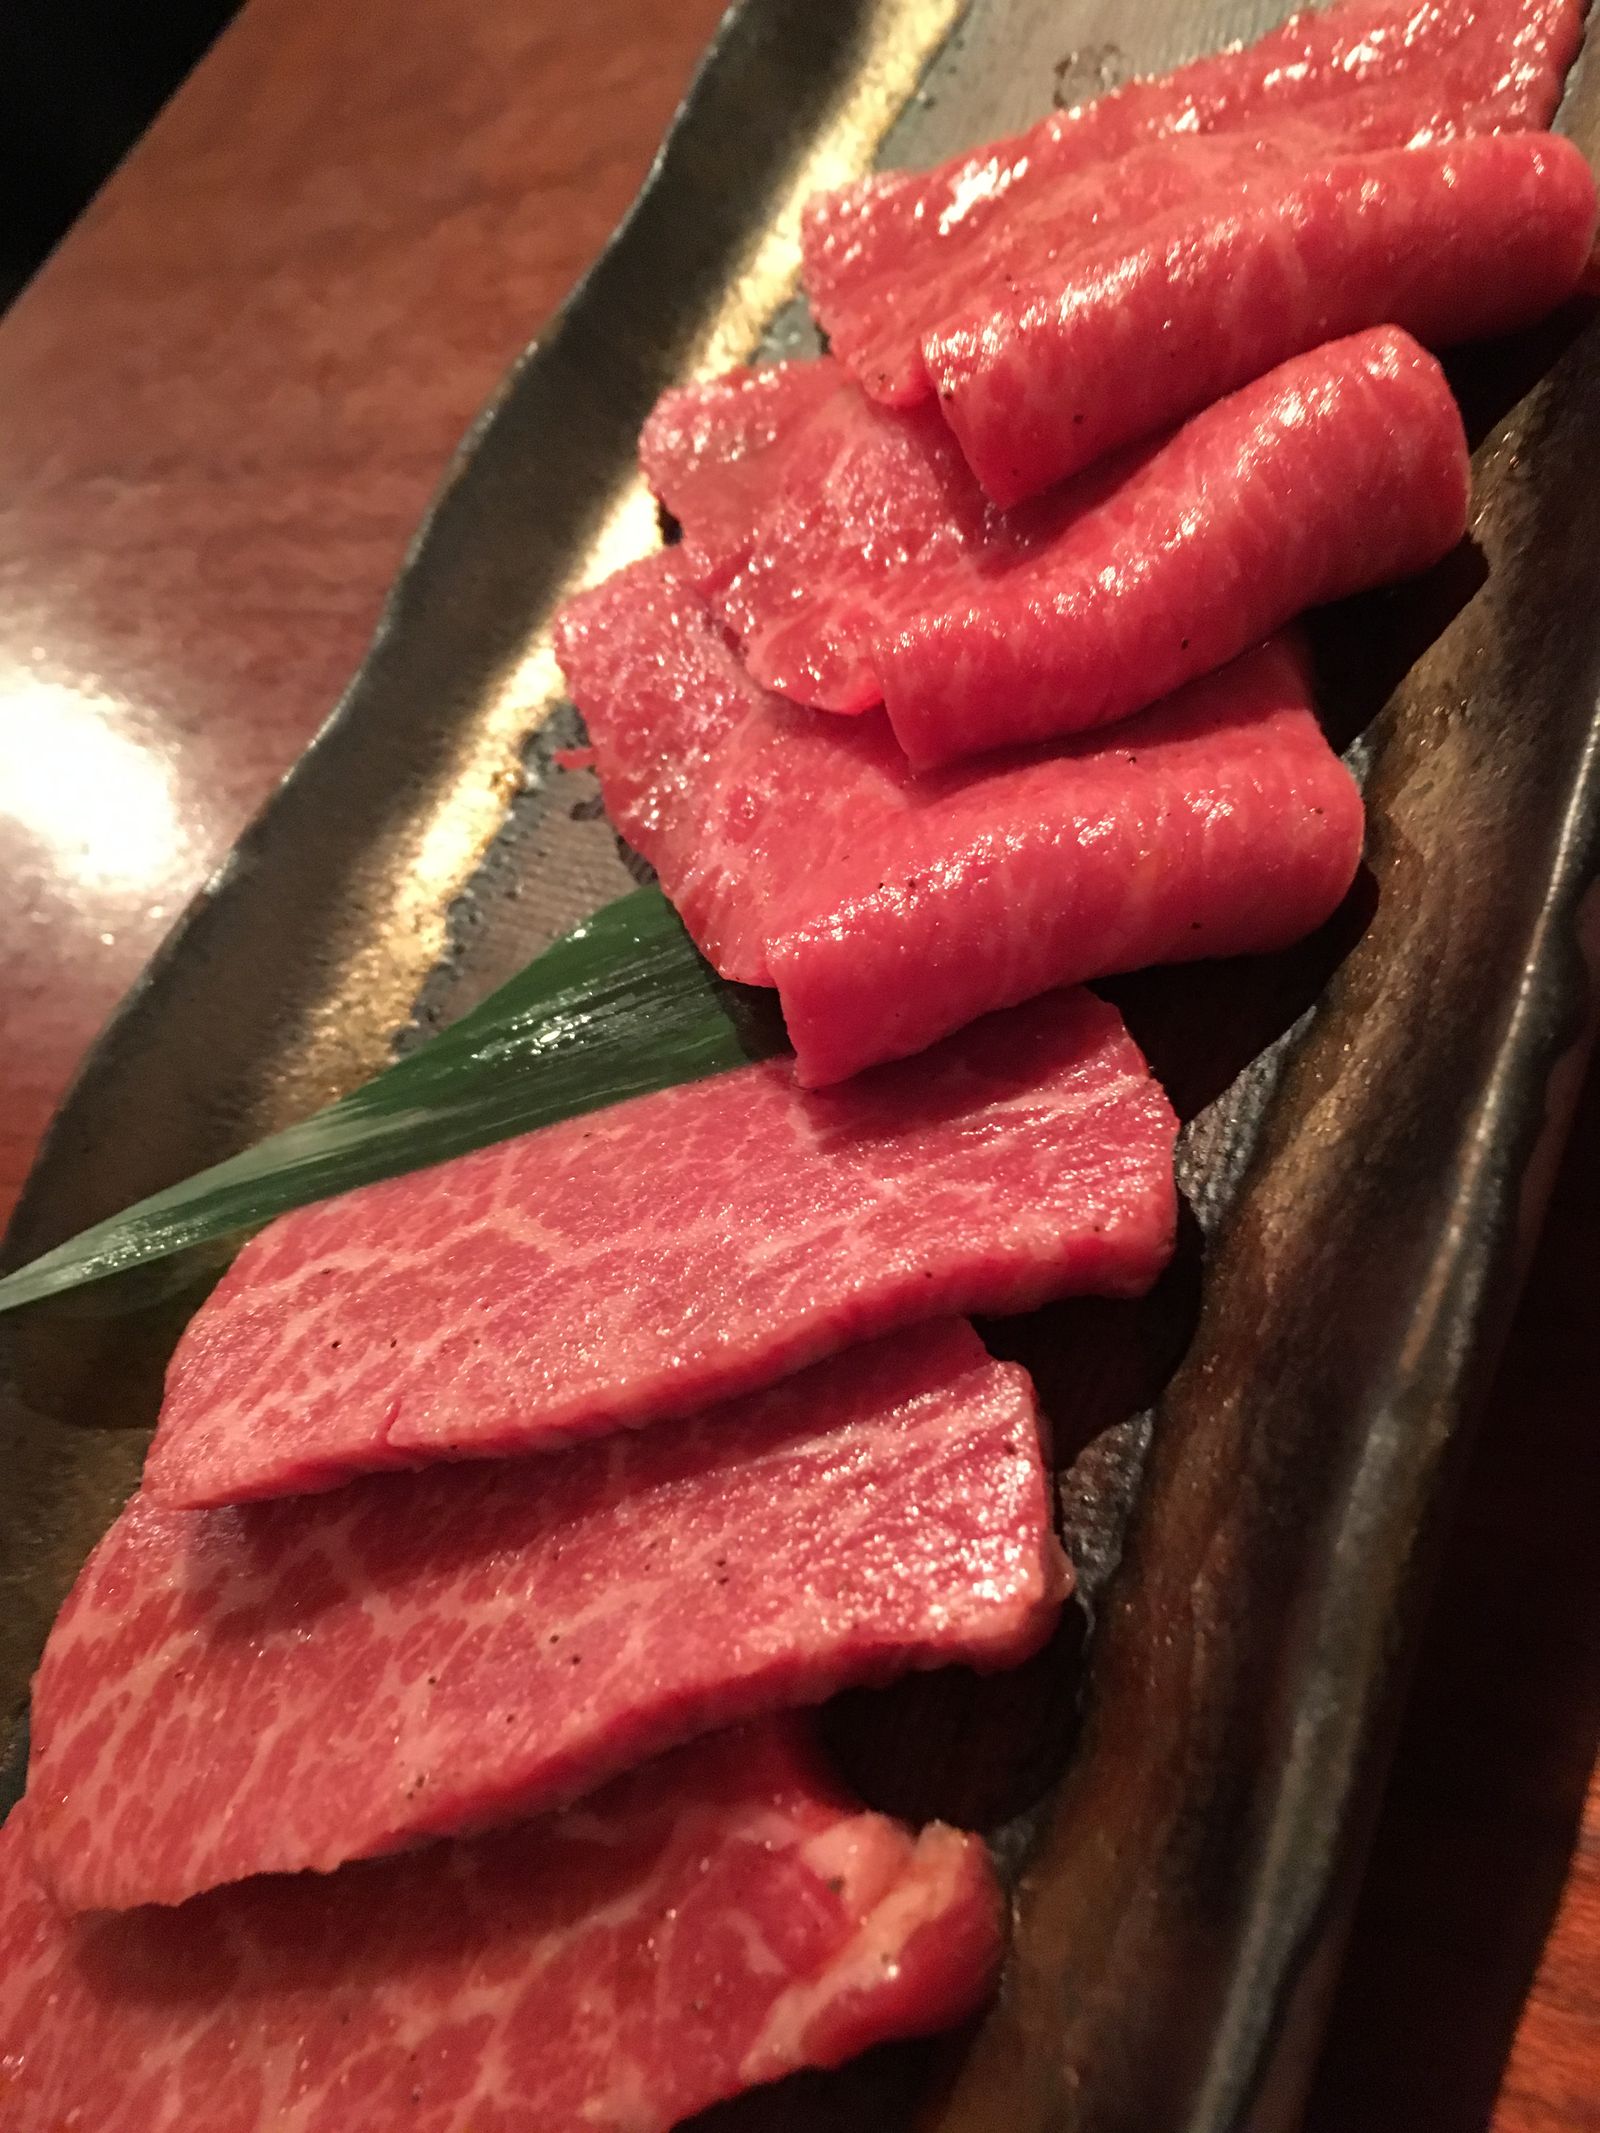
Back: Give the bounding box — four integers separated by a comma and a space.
1, 1724, 1001, 2132
647, 354, 845, 588
556, 556, 1363, 1085
802, 0, 1587, 405
879, 328, 1468, 770
643, 330, 1466, 741
28, 1322, 1064, 1909
143, 990, 1173, 1509
642, 358, 989, 713
930, 132, 1594, 506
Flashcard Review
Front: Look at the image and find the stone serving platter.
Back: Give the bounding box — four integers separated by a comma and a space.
3, 3, 1600, 2126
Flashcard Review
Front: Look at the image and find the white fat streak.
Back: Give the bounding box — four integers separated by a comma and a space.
738, 1829, 975, 2086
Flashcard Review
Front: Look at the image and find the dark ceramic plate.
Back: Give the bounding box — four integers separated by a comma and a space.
5, 3, 1600, 2127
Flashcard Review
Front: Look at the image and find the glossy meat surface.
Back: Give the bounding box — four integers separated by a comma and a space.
557, 556, 1364, 1084
929, 131, 1593, 505
802, 0, 1587, 405
642, 357, 989, 713
644, 324, 1471, 732
1, 1726, 1002, 2131
880, 329, 1468, 769
646, 354, 847, 591
143, 989, 1174, 1508
28, 1322, 1064, 1909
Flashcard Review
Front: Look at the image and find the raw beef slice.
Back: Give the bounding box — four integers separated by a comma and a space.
927, 131, 1594, 506
556, 554, 1363, 1085
642, 328, 1466, 744
0, 1724, 1002, 2132
878, 328, 1468, 770
802, 0, 1586, 404
641, 355, 990, 713
28, 1321, 1065, 1909
143, 987, 1174, 1509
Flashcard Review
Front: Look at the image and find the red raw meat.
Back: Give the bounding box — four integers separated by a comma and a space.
28, 1322, 1065, 1909
556, 555, 1364, 1085
803, 0, 1587, 405
642, 358, 988, 712
647, 354, 846, 589
142, 991, 1173, 1509
642, 331, 1466, 738
930, 131, 1594, 506
0, 1724, 1002, 2132
879, 328, 1468, 770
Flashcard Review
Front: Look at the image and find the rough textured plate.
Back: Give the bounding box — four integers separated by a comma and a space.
4, 4, 1600, 2128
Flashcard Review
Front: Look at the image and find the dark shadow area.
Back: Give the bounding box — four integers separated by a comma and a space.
827, 1215, 1211, 1837
1444, 297, 1600, 450
824, 1607, 1090, 1835
1305, 1051, 1600, 2131
0, 1713, 27, 1821
1307, 300, 1600, 756
1310, 547, 1490, 751
0, 0, 243, 306
689, 2028, 974, 2133
1102, 877, 1378, 1126
980, 1207, 1206, 1469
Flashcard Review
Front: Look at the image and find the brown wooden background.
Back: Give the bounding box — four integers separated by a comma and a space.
0, 2, 1593, 2122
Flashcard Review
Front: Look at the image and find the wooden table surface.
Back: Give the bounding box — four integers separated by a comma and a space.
0, 1, 1595, 2124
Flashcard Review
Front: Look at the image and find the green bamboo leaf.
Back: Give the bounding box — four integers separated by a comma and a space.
0, 889, 787, 1317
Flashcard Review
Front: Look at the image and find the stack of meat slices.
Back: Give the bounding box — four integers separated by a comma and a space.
5, 997, 1181, 2129
3, 2, 1594, 2128
562, 0, 1596, 1087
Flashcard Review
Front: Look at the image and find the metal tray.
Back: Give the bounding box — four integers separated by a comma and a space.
4, 4, 1600, 2127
